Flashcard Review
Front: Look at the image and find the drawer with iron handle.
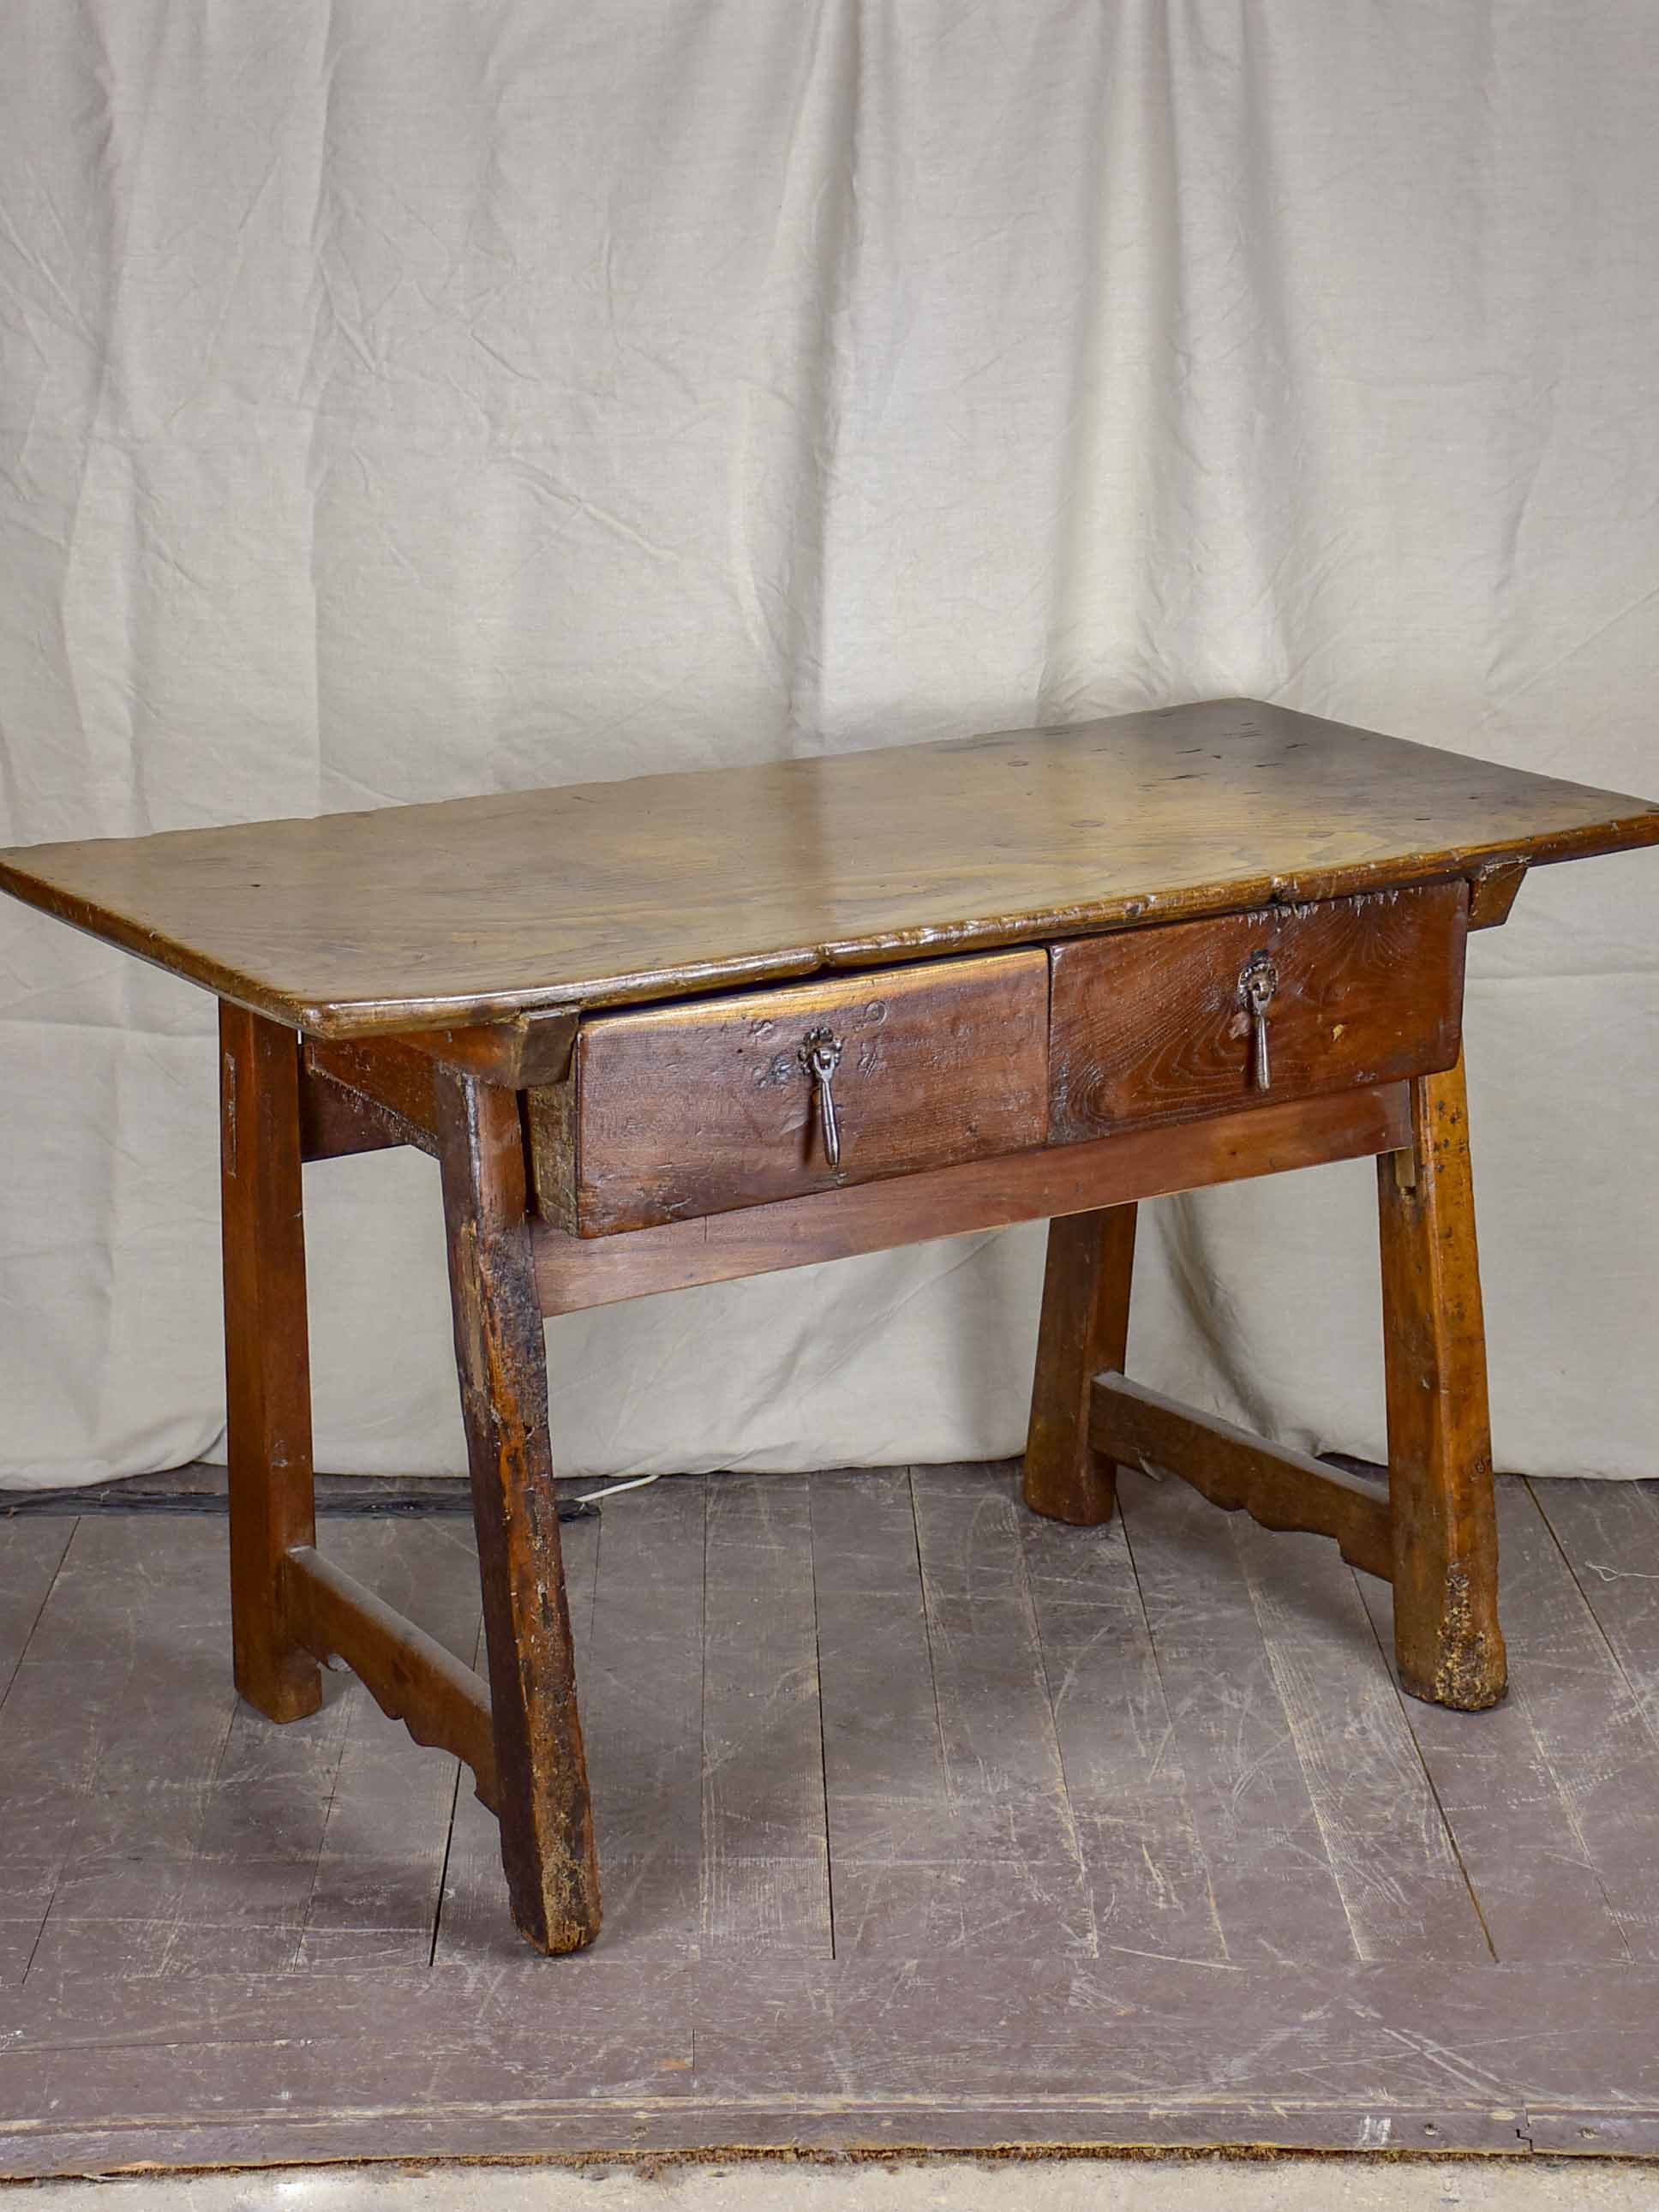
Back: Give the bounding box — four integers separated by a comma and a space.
530, 949, 1050, 1237
1047, 880, 1468, 1139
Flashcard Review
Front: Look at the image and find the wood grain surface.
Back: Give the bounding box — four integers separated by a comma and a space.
1021, 1206, 1137, 1526
1050, 880, 1466, 1136
435, 1071, 600, 1954
219, 1005, 322, 1726
1090, 1372, 1393, 1579
1378, 1053, 1506, 1710
531, 1082, 1411, 1311
0, 698, 1652, 1034
559, 950, 1048, 1235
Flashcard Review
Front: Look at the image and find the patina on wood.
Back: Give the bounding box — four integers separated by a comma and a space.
219, 1004, 321, 1726
7, 700, 1647, 1960
0, 699, 1653, 1036
434, 1067, 601, 1954
551, 949, 1049, 1237
1089, 1372, 1394, 1579
1050, 880, 1466, 1138
1022, 1207, 1137, 1526
531, 1086, 1411, 1313
1378, 1052, 1507, 1710
282, 1544, 499, 1811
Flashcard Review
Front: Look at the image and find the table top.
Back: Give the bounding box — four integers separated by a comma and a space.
1, 698, 1654, 1038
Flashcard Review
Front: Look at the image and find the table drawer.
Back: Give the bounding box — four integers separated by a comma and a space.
1048, 881, 1468, 1140
534, 950, 1050, 1236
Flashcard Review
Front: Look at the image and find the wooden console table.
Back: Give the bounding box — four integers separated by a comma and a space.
3, 698, 1655, 1957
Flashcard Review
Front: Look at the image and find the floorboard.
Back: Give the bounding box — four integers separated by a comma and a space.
291, 1519, 483, 1970
1020, 1478, 1226, 1964
572, 1472, 706, 1954
1117, 1471, 1365, 1963
810, 1467, 954, 1954
1358, 1483, 1659, 1962
3, 1465, 1659, 2173
1228, 1516, 1488, 1963
900, 1463, 1097, 1956
700, 1472, 830, 1953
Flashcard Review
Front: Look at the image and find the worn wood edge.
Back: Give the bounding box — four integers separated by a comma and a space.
396, 1011, 578, 1087
280, 1544, 500, 1813
1466, 858, 1529, 929
1089, 1373, 1394, 1580
264, 815, 1659, 1025
0, 860, 830, 1036
809, 827, 1654, 972
8, 1951, 1659, 2167
3, 808, 1652, 1038
531, 1084, 1412, 1312
0, 2101, 1539, 2176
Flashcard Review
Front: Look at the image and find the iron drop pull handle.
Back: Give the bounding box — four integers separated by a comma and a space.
1238, 952, 1279, 1091
800, 1028, 844, 1168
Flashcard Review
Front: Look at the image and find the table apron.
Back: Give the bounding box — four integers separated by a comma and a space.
529, 1080, 1411, 1315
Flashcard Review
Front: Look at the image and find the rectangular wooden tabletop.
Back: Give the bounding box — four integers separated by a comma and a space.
0, 698, 1654, 1038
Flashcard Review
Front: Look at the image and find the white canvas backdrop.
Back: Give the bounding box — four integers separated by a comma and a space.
0, 0, 1655, 1490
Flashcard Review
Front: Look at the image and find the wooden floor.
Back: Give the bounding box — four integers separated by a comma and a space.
4, 1463, 1659, 2173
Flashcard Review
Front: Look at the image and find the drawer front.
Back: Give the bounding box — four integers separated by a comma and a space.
546, 950, 1050, 1236
1048, 881, 1467, 1140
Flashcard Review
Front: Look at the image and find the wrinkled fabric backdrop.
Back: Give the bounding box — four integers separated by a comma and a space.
1, 1, 1655, 1490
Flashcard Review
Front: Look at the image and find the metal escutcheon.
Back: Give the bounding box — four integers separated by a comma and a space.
1237, 951, 1278, 1090
800, 1027, 844, 1168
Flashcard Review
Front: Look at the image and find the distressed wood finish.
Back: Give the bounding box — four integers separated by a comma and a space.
219, 1004, 321, 1725
1050, 881, 1467, 1139
282, 1545, 498, 1813
397, 1011, 577, 1088
534, 1083, 1411, 1312
434, 1068, 601, 1954
1, 700, 1652, 1035
302, 1035, 440, 1153
4, 698, 1653, 1975
1022, 1206, 1136, 1526
1377, 1052, 1506, 1710
550, 950, 1048, 1236
296, 1060, 405, 1161
1090, 1374, 1394, 1580
1467, 857, 1530, 929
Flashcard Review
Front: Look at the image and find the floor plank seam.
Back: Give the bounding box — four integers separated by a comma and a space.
1527, 1477, 1659, 1743
1350, 1562, 1499, 1964
1231, 1515, 1369, 1967
0, 1517, 76, 1722
907, 1469, 952, 1810
290, 1657, 356, 1970
1113, 1480, 1233, 1967
1506, 1488, 1638, 1963
5, 1519, 80, 1990
806, 1477, 838, 1963
1010, 1478, 1102, 1963
696, 1475, 712, 1956
428, 1611, 484, 1965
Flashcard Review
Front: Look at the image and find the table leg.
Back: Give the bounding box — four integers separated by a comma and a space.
1023, 1203, 1137, 1526
1377, 1052, 1507, 1711
219, 1003, 322, 1723
435, 1068, 602, 1955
